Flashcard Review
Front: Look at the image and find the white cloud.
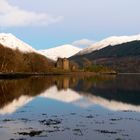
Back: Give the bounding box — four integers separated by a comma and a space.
72, 39, 95, 48
0, 0, 63, 27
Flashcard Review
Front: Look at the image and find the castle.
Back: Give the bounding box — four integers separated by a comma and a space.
56, 58, 70, 70
56, 58, 77, 71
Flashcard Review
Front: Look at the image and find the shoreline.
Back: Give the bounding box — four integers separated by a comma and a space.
0, 72, 117, 79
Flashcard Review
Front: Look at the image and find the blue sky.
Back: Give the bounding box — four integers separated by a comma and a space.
0, 0, 140, 50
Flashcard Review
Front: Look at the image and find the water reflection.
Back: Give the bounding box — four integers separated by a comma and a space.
0, 75, 140, 115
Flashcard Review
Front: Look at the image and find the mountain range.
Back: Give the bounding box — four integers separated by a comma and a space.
78, 34, 140, 55
70, 34, 140, 73
0, 33, 140, 73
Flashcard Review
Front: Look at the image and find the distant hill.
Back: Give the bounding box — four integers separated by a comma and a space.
39, 44, 82, 61
78, 34, 140, 55
0, 33, 54, 73
70, 40, 140, 73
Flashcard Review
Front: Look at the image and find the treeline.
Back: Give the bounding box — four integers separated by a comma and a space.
0, 44, 55, 73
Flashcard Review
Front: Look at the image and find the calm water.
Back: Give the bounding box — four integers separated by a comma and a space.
0, 75, 140, 140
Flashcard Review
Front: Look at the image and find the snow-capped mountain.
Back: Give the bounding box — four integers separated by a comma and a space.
0, 33, 54, 73
78, 34, 140, 55
39, 44, 82, 61
0, 33, 36, 53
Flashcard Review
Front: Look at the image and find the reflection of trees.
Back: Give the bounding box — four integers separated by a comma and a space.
0, 75, 81, 110
0, 77, 56, 109
0, 76, 79, 110
0, 75, 140, 112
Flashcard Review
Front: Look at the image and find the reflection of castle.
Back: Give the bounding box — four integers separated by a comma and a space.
55, 77, 78, 90
56, 77, 69, 90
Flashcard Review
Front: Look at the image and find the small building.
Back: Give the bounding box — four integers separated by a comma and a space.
56, 58, 70, 70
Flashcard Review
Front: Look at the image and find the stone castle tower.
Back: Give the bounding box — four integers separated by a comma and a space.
56, 58, 70, 70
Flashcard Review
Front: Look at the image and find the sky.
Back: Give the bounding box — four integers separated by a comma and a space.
0, 0, 140, 50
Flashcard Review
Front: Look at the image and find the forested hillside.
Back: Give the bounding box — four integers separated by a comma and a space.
0, 44, 54, 73
70, 41, 140, 73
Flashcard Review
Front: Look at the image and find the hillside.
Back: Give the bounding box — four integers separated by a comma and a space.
39, 44, 82, 61
0, 33, 54, 73
70, 41, 140, 73
0, 44, 54, 73
0, 33, 36, 53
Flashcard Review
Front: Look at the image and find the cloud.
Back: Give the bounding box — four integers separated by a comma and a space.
0, 0, 63, 27
72, 39, 95, 48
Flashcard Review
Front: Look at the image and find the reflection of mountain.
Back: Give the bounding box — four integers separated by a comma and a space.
41, 86, 82, 103
72, 75, 140, 105
84, 94, 140, 112
0, 76, 78, 114
0, 96, 33, 115
0, 75, 140, 114
0, 77, 55, 114
40, 84, 140, 112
